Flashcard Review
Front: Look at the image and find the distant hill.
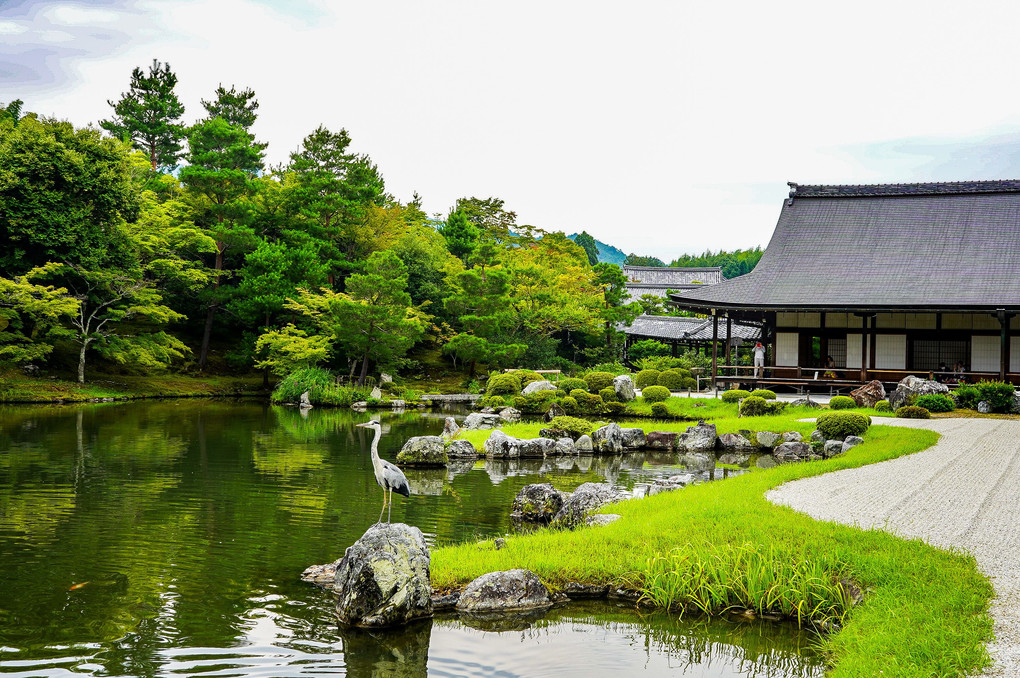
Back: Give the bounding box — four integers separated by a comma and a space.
566, 233, 627, 265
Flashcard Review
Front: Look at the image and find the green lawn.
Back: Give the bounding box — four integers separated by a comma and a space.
0, 369, 268, 403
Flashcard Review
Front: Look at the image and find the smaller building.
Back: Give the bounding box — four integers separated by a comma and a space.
622, 265, 724, 299
625, 314, 761, 359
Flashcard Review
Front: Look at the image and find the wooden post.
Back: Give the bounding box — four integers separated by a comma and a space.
711, 312, 719, 391
725, 315, 732, 372
998, 309, 1010, 382
860, 316, 868, 382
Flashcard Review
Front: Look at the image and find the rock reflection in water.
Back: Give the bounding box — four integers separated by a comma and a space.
338, 620, 431, 678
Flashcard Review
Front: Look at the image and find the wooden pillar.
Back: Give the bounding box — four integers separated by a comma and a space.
869, 315, 877, 375
711, 312, 719, 390
671, 340, 678, 358
860, 316, 868, 382
998, 309, 1010, 382
725, 315, 732, 371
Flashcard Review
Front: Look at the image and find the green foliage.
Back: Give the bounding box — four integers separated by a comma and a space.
641, 385, 670, 402
559, 377, 587, 392
650, 402, 670, 418
656, 370, 684, 390
583, 371, 615, 393
485, 372, 522, 395
627, 339, 670, 361
896, 406, 931, 420
953, 384, 981, 410
254, 324, 330, 377
975, 380, 1015, 412
739, 396, 788, 417
749, 389, 776, 400
440, 209, 479, 261
721, 389, 751, 403
624, 253, 666, 267
512, 370, 543, 387
669, 246, 764, 279
682, 377, 697, 390
201, 84, 260, 131
270, 366, 368, 406
829, 395, 856, 410
0, 263, 80, 364
914, 393, 955, 413
548, 416, 596, 438
874, 400, 891, 412
560, 395, 578, 414
568, 388, 604, 414
479, 395, 505, 408
572, 230, 599, 266
515, 389, 562, 414
599, 386, 619, 402
588, 362, 631, 375
635, 369, 660, 389
605, 401, 626, 415
816, 412, 872, 438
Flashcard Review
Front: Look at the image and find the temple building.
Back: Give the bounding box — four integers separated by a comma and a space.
668, 181, 1020, 387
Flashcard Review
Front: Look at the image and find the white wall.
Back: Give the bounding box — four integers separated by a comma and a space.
776, 332, 799, 367
875, 335, 906, 370
1011, 337, 1020, 373
971, 335, 1000, 372
846, 334, 869, 369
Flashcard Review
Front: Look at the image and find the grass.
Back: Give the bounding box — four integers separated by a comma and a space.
0, 368, 268, 403
435, 407, 995, 676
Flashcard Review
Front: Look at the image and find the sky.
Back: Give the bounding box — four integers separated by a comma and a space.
4, 0, 1020, 261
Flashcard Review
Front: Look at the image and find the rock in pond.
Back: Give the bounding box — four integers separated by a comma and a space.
511, 483, 566, 524
718, 452, 750, 466
678, 452, 714, 471
774, 442, 811, 462
645, 431, 678, 450
444, 439, 478, 458
442, 416, 460, 440
498, 407, 522, 423
575, 434, 594, 453
456, 569, 552, 613
334, 523, 432, 627
552, 482, 627, 528
396, 436, 448, 466
484, 430, 556, 458
620, 427, 646, 449
554, 437, 576, 456
299, 390, 313, 409
463, 412, 502, 430
613, 374, 636, 402
754, 431, 781, 448
676, 422, 717, 453
718, 433, 752, 452
591, 423, 623, 454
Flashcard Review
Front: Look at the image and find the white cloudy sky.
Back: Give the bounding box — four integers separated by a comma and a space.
4, 0, 1020, 260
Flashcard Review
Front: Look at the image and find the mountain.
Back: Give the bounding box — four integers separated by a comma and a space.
566, 233, 628, 265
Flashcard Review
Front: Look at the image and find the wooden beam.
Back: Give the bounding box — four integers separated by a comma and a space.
711, 313, 719, 391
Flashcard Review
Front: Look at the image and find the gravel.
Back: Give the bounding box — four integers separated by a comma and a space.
767, 417, 1020, 676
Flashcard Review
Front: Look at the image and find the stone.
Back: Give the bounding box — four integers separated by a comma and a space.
978, 400, 992, 414
782, 431, 803, 443
774, 442, 811, 462
1011, 392, 1020, 414
754, 431, 781, 448
575, 435, 594, 453
718, 452, 750, 466
544, 402, 566, 421
444, 439, 478, 458
442, 416, 460, 440
370, 386, 382, 399
888, 375, 949, 410
299, 390, 313, 409
456, 569, 552, 613
644, 431, 678, 450
841, 435, 864, 453
480, 407, 496, 414
483, 431, 556, 458
498, 407, 522, 423
463, 412, 502, 430
521, 380, 557, 395
396, 436, 448, 466
718, 433, 752, 452
390, 399, 406, 410
301, 558, 341, 587
620, 427, 646, 449
591, 423, 623, 454
676, 422, 717, 452
510, 483, 566, 524
585, 514, 622, 527
561, 582, 610, 599
850, 380, 886, 408
552, 482, 627, 528
790, 397, 822, 409
351, 401, 368, 410
380, 373, 393, 384
823, 440, 844, 457
334, 523, 432, 627
554, 437, 577, 456
613, 374, 636, 402
539, 427, 569, 439
810, 430, 825, 443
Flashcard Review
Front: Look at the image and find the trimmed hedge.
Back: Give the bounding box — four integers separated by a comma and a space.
829, 395, 856, 410
548, 416, 596, 438
650, 402, 670, 418
635, 370, 661, 389
486, 372, 522, 395
561, 396, 578, 414
976, 380, 1016, 412
682, 377, 698, 390
739, 396, 788, 417
816, 411, 872, 438
512, 370, 544, 388
896, 405, 931, 419
559, 377, 588, 393
641, 385, 671, 402
749, 389, 776, 400
599, 386, 620, 403
657, 370, 684, 390
915, 394, 955, 413
605, 401, 626, 415
721, 389, 751, 403
583, 371, 616, 393
874, 400, 891, 412
569, 389, 604, 414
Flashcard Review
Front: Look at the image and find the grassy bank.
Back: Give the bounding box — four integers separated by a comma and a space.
435, 412, 994, 676
0, 369, 269, 403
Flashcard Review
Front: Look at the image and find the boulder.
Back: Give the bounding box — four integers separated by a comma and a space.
442, 416, 460, 440
444, 439, 478, 458
591, 423, 624, 454
521, 380, 556, 395
510, 483, 566, 524
790, 397, 822, 409
390, 399, 406, 410
544, 402, 566, 421
396, 436, 448, 466
613, 374, 636, 402
539, 427, 570, 439
334, 523, 432, 627
552, 482, 627, 528
299, 390, 313, 409
823, 440, 844, 457
480, 407, 496, 414
754, 431, 781, 448
499, 407, 522, 423
620, 427, 646, 449
456, 569, 552, 613
810, 430, 825, 443
676, 422, 717, 452
301, 558, 341, 587
851, 380, 886, 408
841, 436, 864, 453
1011, 392, 1020, 415
370, 386, 382, 399
380, 373, 393, 384
483, 431, 555, 458
718, 433, 752, 452
554, 437, 577, 456
888, 375, 949, 410
575, 434, 594, 453
978, 400, 992, 414
463, 412, 502, 430
774, 442, 811, 462
351, 401, 368, 410
782, 431, 803, 443
644, 431, 678, 450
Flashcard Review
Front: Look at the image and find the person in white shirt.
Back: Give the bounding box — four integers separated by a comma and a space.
752, 342, 766, 378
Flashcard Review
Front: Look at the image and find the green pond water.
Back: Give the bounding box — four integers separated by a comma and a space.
0, 400, 825, 677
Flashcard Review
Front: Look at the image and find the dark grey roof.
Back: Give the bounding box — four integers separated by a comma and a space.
625, 315, 761, 342
623, 265, 724, 286
671, 181, 1020, 312
626, 283, 712, 298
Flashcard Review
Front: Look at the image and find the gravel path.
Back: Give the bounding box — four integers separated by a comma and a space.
766, 417, 1020, 676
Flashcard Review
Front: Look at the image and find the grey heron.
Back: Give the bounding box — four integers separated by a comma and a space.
356, 420, 410, 524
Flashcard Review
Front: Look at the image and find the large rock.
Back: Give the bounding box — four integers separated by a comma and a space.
755, 431, 781, 448
774, 442, 811, 462
978, 400, 992, 414
613, 374, 636, 402
591, 423, 623, 454
790, 397, 822, 409
299, 390, 313, 409
718, 433, 752, 452
552, 482, 627, 528
442, 416, 460, 440
396, 436, 448, 466
575, 435, 594, 453
676, 422, 717, 452
823, 440, 844, 457
841, 435, 864, 453
510, 483, 566, 524
851, 380, 886, 408
370, 386, 382, 399
456, 569, 552, 613
334, 523, 432, 627
782, 431, 803, 443
521, 380, 556, 395
554, 437, 577, 456
499, 407, 522, 423
888, 375, 949, 410
544, 402, 566, 421
644, 431, 678, 450
445, 439, 478, 458
483, 430, 555, 458
463, 412, 503, 430
620, 427, 646, 449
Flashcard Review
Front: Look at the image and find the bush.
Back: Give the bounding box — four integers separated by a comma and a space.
650, 402, 670, 418
976, 380, 1016, 412
657, 370, 684, 390
517, 390, 562, 414
480, 395, 505, 408
739, 396, 788, 417
605, 401, 626, 415
635, 369, 661, 389
641, 385, 671, 402
721, 389, 751, 403
915, 393, 955, 413
486, 372, 522, 395
682, 377, 698, 390
569, 389, 605, 414
380, 381, 404, 394
816, 412, 872, 438
874, 400, 891, 412
271, 367, 369, 407
627, 339, 671, 361
669, 367, 693, 379
749, 389, 776, 400
829, 395, 856, 410
599, 386, 620, 403
589, 362, 630, 376
583, 371, 616, 393
953, 384, 980, 410
511, 370, 544, 388
561, 396, 578, 414
559, 377, 588, 392
548, 416, 596, 438
896, 405, 931, 419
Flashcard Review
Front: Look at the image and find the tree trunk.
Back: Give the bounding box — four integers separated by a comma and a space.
198, 243, 225, 369
77, 340, 88, 384
468, 359, 476, 379
358, 353, 370, 386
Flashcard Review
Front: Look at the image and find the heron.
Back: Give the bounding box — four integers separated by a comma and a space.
355, 420, 410, 524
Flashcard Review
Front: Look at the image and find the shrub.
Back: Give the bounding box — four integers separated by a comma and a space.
271, 367, 369, 407
874, 400, 891, 412
549, 416, 596, 438
583, 371, 616, 393
641, 385, 671, 402
829, 395, 856, 410
816, 412, 872, 438
635, 369, 661, 389
627, 339, 671, 361
669, 367, 693, 379
569, 389, 605, 414
559, 377, 588, 392
486, 372, 522, 396
682, 377, 698, 390
518, 390, 561, 413
721, 389, 751, 403
480, 395, 505, 408
749, 389, 776, 400
599, 386, 620, 403
739, 396, 789, 417
380, 381, 404, 394
589, 362, 630, 376
512, 370, 544, 387
976, 380, 1015, 412
896, 405, 931, 419
953, 384, 980, 410
605, 401, 626, 415
657, 370, 684, 390
650, 402, 670, 418
561, 396, 578, 414
915, 393, 955, 413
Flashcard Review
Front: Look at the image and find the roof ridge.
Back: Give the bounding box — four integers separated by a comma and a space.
788, 180, 1020, 199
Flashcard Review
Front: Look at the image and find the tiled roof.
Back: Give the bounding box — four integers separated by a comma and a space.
625, 315, 761, 342
671, 182, 1020, 311
623, 266, 724, 286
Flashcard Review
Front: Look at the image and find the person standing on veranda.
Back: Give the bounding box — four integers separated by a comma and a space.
752, 341, 766, 379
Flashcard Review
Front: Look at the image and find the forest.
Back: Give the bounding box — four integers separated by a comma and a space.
0, 60, 758, 391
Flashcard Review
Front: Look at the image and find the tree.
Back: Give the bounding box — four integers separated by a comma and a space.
254, 324, 330, 377
455, 196, 518, 242
624, 253, 665, 267
1, 99, 24, 126
0, 263, 80, 364
100, 59, 186, 171
669, 247, 764, 278
573, 231, 600, 266
230, 239, 328, 329
202, 84, 260, 130
439, 210, 478, 262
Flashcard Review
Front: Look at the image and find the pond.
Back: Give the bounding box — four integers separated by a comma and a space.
0, 400, 825, 677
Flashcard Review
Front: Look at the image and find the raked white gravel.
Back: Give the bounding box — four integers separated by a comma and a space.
766, 417, 1020, 677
